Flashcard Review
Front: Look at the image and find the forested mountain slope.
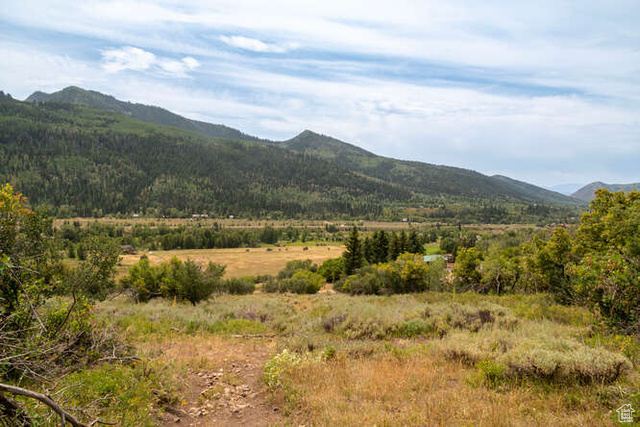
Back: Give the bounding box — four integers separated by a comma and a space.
25, 87, 581, 207
26, 86, 263, 142
279, 130, 582, 205
0, 96, 408, 218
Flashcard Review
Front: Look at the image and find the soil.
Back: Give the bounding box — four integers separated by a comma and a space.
161, 338, 283, 427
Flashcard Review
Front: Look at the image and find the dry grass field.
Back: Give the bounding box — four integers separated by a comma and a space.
80, 292, 637, 426
118, 245, 344, 278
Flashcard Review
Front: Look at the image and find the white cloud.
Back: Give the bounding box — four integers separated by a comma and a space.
219, 36, 298, 53
101, 46, 199, 77
102, 46, 156, 72
157, 57, 200, 77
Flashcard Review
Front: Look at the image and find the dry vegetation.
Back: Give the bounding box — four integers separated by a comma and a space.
65, 292, 637, 426
117, 245, 344, 278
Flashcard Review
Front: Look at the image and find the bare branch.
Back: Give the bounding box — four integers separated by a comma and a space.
0, 382, 87, 427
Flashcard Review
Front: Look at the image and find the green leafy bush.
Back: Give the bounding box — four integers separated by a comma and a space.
277, 259, 318, 280
265, 270, 325, 294
120, 256, 226, 304
335, 254, 429, 295
221, 277, 256, 295
318, 257, 344, 282
264, 349, 302, 389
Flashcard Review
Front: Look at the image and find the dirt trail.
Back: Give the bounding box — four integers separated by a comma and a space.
161, 337, 283, 427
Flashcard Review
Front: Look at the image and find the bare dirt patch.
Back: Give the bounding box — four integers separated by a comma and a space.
157, 336, 282, 426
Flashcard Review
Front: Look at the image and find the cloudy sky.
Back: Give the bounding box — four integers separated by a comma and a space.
2, 0, 639, 188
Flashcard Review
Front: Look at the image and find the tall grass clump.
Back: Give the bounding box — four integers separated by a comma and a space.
438, 322, 632, 385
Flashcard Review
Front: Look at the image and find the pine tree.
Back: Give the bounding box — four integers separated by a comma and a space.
407, 230, 423, 254
373, 230, 389, 263
343, 226, 365, 275
398, 231, 408, 254
389, 232, 400, 261
363, 236, 374, 263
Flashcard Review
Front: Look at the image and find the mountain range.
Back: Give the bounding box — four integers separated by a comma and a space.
571, 182, 640, 202
0, 86, 585, 221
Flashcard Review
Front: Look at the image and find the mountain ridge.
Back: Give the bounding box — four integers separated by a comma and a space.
572, 182, 640, 202
278, 129, 581, 206
26, 86, 266, 143
20, 86, 582, 209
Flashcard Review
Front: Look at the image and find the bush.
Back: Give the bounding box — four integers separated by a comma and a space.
334, 266, 385, 295
438, 325, 632, 385
282, 270, 325, 294
277, 259, 317, 280
335, 254, 429, 295
120, 256, 226, 304
262, 278, 280, 293
221, 277, 256, 295
0, 183, 130, 421
318, 257, 344, 282
266, 270, 325, 294
264, 349, 302, 389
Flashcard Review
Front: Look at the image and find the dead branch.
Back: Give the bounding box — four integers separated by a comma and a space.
0, 382, 87, 427
230, 333, 277, 338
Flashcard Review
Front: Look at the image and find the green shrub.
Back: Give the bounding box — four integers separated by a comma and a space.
334, 265, 385, 295
222, 277, 256, 295
335, 255, 432, 295
120, 256, 226, 304
23, 361, 178, 426
318, 257, 345, 282
278, 270, 325, 294
277, 259, 317, 280
476, 359, 505, 387
439, 325, 632, 385
262, 278, 280, 293
264, 349, 303, 389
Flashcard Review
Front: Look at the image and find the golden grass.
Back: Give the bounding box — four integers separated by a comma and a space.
117, 245, 344, 278
281, 352, 616, 426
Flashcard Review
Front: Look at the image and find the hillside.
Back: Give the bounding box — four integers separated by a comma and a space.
490, 175, 579, 205
2, 88, 585, 221
26, 86, 264, 142
572, 181, 640, 202
279, 130, 581, 205
22, 87, 580, 208
0, 96, 409, 218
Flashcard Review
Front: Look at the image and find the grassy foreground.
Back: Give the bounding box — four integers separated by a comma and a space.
18, 292, 640, 426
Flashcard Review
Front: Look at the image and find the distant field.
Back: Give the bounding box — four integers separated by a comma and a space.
118, 245, 344, 279
54, 217, 420, 230
54, 217, 540, 232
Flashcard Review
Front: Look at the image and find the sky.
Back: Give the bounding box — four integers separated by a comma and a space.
1, 0, 639, 188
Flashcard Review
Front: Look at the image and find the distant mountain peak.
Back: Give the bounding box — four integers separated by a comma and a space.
572, 181, 640, 202
24, 86, 264, 142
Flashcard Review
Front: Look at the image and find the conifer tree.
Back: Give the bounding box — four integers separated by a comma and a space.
407, 229, 423, 254
373, 230, 390, 263
344, 226, 365, 275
